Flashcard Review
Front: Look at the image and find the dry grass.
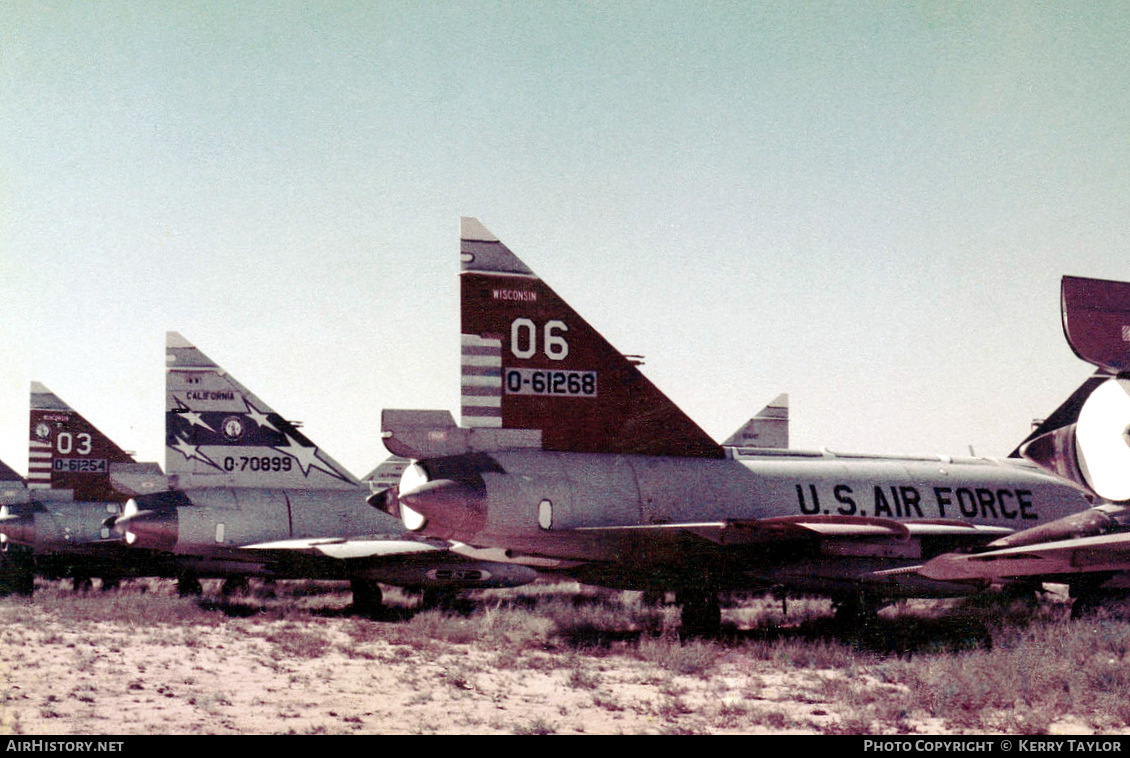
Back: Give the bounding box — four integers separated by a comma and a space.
2, 578, 1129, 733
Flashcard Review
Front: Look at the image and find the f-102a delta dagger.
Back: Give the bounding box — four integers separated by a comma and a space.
0, 456, 36, 595
111, 332, 535, 611
0, 382, 169, 592
377, 218, 1097, 634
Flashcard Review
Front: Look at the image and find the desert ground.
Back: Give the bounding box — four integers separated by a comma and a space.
0, 579, 1127, 735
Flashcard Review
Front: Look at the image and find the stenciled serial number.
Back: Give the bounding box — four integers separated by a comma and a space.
223, 456, 293, 473
52, 458, 107, 473
505, 369, 597, 396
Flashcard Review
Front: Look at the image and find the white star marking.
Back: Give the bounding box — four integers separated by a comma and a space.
276, 433, 347, 481
170, 435, 220, 469
243, 399, 279, 433
173, 398, 215, 432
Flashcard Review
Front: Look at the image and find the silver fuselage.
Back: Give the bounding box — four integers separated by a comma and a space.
168, 486, 400, 554
405, 448, 1094, 596
125, 486, 537, 588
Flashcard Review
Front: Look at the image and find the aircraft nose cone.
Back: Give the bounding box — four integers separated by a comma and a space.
0, 508, 35, 547
399, 479, 487, 542
115, 498, 178, 551
366, 485, 399, 517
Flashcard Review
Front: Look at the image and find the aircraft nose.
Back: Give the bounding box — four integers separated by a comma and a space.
114, 497, 178, 551
366, 485, 399, 518
397, 465, 487, 541
0, 506, 34, 547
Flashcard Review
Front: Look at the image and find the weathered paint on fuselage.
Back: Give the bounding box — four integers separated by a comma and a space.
34, 500, 121, 550
0, 498, 180, 579
2, 499, 121, 551
730, 450, 1082, 525
166, 487, 406, 556
160, 487, 538, 587
419, 448, 1093, 595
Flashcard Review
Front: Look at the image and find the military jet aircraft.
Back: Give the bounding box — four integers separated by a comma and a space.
112, 332, 536, 611
378, 218, 1097, 634
913, 276, 1130, 615
0, 457, 36, 595
0, 382, 169, 592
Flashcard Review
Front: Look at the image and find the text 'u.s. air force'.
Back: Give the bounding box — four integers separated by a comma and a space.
796, 484, 1038, 520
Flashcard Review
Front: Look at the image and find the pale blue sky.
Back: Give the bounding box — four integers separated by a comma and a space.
3, 2, 1129, 475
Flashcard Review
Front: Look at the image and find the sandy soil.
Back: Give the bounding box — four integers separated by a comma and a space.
0, 580, 1115, 735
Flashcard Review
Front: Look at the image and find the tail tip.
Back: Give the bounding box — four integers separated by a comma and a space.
460, 217, 498, 243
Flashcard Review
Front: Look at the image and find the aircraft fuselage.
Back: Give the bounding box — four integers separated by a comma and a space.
402, 448, 1093, 592
128, 486, 402, 556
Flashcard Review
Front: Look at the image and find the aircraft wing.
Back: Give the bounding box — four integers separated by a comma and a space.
240, 537, 446, 560
576, 516, 1012, 547
919, 531, 1130, 581
239, 536, 540, 588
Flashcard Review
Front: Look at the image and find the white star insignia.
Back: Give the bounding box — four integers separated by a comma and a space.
277, 433, 347, 481
170, 435, 220, 469
172, 398, 215, 432
243, 398, 279, 433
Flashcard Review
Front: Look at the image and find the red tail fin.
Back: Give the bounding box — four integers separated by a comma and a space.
458, 218, 722, 459
28, 382, 135, 501
1062, 275, 1130, 374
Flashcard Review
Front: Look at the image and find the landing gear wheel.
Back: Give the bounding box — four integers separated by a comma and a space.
678, 591, 721, 637
351, 579, 384, 618
0, 568, 34, 597
832, 593, 881, 628
1069, 577, 1113, 619
221, 576, 250, 597
12, 570, 34, 597
177, 576, 203, 597
0, 551, 36, 597
72, 575, 93, 593
1069, 587, 1106, 619
1071, 594, 1101, 620
100, 576, 121, 592
1000, 580, 1042, 607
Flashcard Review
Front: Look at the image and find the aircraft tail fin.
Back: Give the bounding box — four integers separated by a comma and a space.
0, 458, 28, 517
362, 455, 409, 494
458, 218, 723, 459
1061, 275, 1130, 374
1022, 276, 1130, 501
0, 458, 24, 485
0, 458, 27, 507
165, 333, 359, 490
28, 382, 137, 501
723, 393, 789, 448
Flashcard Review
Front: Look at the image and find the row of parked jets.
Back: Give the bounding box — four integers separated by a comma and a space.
4, 218, 1130, 634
